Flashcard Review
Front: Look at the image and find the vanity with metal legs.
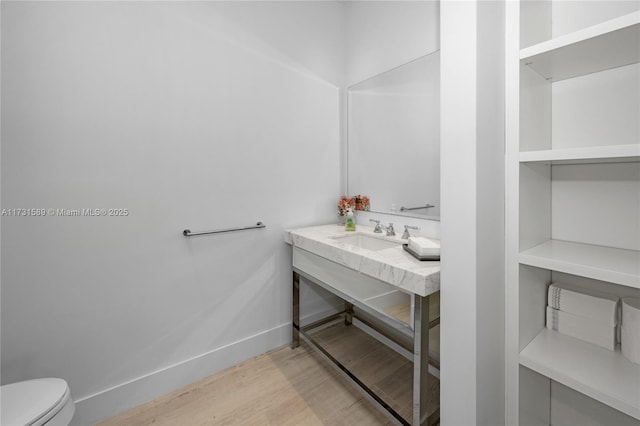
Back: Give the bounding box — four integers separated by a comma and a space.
286, 227, 441, 426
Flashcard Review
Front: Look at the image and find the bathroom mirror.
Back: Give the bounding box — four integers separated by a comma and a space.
347, 51, 440, 220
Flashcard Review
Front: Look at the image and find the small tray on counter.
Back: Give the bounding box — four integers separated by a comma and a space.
403, 244, 440, 261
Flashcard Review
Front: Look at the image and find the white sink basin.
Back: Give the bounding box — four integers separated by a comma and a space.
331, 233, 401, 251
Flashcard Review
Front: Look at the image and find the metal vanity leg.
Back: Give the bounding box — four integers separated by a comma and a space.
344, 301, 354, 325
292, 271, 300, 349
413, 294, 434, 426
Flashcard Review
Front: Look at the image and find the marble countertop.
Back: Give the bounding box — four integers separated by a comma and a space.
284, 224, 440, 297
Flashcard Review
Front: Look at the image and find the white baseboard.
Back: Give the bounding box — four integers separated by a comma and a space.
71, 323, 288, 425
71, 309, 339, 425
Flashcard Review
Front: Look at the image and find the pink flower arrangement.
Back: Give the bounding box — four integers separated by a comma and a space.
355, 195, 370, 211
338, 195, 355, 215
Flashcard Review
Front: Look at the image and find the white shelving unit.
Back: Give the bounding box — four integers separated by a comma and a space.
520, 329, 640, 420
506, 2, 640, 425
519, 240, 640, 288
519, 144, 640, 164
518, 331, 640, 424
520, 11, 640, 81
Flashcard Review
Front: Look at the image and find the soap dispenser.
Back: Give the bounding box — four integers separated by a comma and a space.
345, 207, 356, 231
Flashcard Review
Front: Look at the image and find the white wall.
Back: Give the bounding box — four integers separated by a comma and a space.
551, 0, 640, 38
440, 2, 479, 423
344, 0, 439, 87
441, 1, 505, 425
475, 1, 506, 424
1, 2, 343, 424
520, 0, 640, 48
550, 62, 640, 252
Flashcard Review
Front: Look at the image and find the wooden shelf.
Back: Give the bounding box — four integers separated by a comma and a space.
520, 11, 640, 81
520, 329, 640, 420
519, 240, 640, 288
519, 144, 640, 164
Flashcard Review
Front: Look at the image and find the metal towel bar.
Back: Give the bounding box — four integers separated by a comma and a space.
400, 204, 435, 212
183, 221, 265, 237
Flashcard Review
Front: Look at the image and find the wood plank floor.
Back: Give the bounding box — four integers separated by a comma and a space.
97, 322, 439, 426
384, 302, 411, 324
383, 293, 440, 325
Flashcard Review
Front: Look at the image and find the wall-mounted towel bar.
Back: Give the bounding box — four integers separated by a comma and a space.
183, 221, 265, 237
400, 204, 435, 212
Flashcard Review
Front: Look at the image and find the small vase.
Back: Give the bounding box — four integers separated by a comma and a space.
338, 213, 347, 225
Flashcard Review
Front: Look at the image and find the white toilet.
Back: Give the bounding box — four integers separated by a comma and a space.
1, 378, 75, 426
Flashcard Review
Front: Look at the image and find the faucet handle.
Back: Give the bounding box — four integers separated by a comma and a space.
402, 225, 421, 239
369, 219, 383, 233
386, 223, 395, 236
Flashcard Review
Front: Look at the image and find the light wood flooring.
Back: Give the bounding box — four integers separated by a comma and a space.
383, 292, 440, 325
384, 302, 411, 324
97, 322, 439, 426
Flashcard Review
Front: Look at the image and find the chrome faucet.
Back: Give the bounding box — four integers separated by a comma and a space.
369, 219, 383, 233
402, 225, 420, 239
370, 219, 395, 236
385, 223, 395, 236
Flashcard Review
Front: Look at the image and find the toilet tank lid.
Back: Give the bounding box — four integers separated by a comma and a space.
1, 378, 69, 426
